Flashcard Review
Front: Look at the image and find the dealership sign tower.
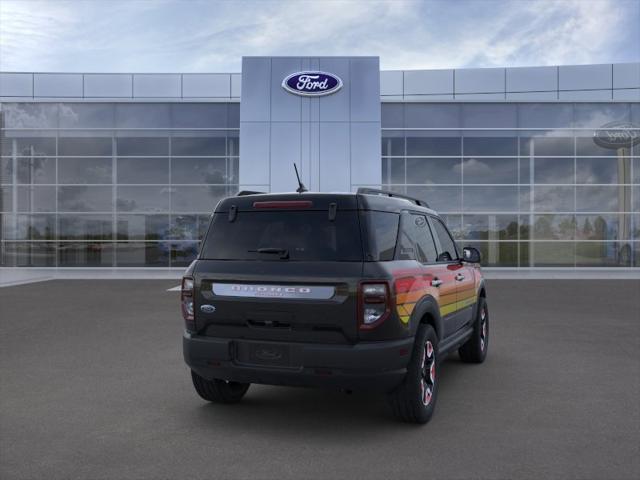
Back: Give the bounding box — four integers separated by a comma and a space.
239, 57, 381, 193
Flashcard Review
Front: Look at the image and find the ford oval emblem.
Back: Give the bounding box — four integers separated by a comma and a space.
593, 121, 640, 149
200, 304, 216, 314
282, 71, 343, 97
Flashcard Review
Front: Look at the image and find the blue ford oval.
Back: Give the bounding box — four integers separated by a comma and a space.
282, 71, 343, 96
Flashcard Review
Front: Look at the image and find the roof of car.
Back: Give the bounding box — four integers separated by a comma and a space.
215, 191, 439, 216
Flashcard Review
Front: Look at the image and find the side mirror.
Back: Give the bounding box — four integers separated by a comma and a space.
462, 246, 481, 264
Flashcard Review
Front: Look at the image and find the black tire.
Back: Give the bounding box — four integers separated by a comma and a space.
191, 370, 250, 404
459, 297, 489, 363
388, 324, 439, 424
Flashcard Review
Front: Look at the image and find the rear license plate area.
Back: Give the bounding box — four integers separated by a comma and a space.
235, 342, 291, 368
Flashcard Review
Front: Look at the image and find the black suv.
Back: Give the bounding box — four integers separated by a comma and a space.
182, 188, 488, 423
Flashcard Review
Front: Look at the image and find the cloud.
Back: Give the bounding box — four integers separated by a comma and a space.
0, 0, 638, 73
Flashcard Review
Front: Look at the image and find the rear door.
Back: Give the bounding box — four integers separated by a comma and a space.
428, 216, 475, 334
194, 205, 364, 344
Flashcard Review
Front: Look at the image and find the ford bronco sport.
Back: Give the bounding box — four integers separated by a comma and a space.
181, 188, 488, 424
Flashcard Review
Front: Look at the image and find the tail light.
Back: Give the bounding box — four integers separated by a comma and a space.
358, 282, 391, 330
181, 276, 195, 331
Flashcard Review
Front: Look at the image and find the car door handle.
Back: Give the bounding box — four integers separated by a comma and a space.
455, 273, 465, 282
431, 278, 443, 287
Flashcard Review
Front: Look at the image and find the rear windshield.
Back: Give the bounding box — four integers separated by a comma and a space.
201, 211, 363, 261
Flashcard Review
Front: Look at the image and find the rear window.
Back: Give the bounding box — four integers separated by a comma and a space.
201, 211, 363, 261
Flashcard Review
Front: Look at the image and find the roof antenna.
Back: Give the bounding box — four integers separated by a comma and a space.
293, 163, 308, 193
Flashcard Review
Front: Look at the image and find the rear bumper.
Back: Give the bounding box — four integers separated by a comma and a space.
183, 333, 414, 392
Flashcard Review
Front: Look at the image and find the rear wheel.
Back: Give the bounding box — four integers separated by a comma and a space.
388, 324, 439, 424
191, 371, 250, 404
459, 297, 489, 363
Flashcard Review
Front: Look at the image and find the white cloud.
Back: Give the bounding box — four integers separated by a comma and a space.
0, 0, 637, 73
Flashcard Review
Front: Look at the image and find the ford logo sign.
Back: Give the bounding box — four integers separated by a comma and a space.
282, 71, 343, 97
593, 121, 640, 149
200, 304, 216, 314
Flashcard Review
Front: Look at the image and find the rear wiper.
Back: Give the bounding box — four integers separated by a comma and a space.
248, 247, 290, 259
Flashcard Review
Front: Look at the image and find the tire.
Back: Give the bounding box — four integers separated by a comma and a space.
191, 370, 250, 404
388, 324, 439, 424
459, 297, 489, 364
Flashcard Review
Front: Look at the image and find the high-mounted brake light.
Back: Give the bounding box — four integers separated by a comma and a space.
181, 276, 195, 331
253, 200, 313, 209
358, 282, 392, 330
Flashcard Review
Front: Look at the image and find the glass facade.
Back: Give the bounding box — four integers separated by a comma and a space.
382, 103, 640, 268
1, 100, 638, 269
0, 102, 239, 267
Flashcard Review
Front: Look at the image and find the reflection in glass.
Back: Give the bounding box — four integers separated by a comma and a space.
116, 186, 170, 212
1, 137, 56, 157
406, 158, 461, 184
116, 137, 168, 156
576, 157, 627, 184
463, 137, 517, 156
533, 186, 575, 212
58, 137, 112, 156
531, 242, 575, 266
576, 186, 625, 212
15, 214, 56, 240
117, 215, 169, 241
59, 103, 115, 128
405, 186, 462, 213
406, 136, 461, 156
575, 214, 627, 241
58, 243, 114, 267
381, 133, 404, 156
534, 158, 574, 184
464, 242, 518, 267
463, 186, 519, 212
115, 104, 171, 128
1, 242, 56, 266
171, 158, 228, 184
1, 103, 59, 128
59, 157, 112, 184
576, 242, 632, 267
521, 136, 573, 156
169, 215, 211, 240
17, 157, 56, 184
17, 186, 56, 212
171, 186, 229, 213
172, 135, 226, 156
58, 186, 112, 212
115, 243, 169, 267
533, 215, 576, 240
382, 158, 405, 184
462, 157, 518, 184
462, 215, 518, 240
59, 214, 113, 240
117, 158, 169, 184
171, 242, 199, 267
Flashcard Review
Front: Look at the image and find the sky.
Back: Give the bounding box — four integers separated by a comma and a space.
0, 0, 638, 73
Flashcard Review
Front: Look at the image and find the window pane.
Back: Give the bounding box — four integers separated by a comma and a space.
462, 104, 517, 128
406, 136, 461, 156
575, 242, 632, 267
382, 103, 404, 128
59, 157, 112, 184
58, 137, 112, 156
59, 214, 113, 240
463, 186, 519, 212
533, 215, 576, 240
116, 186, 170, 212
406, 158, 461, 184
0, 157, 12, 183
59, 103, 115, 128
463, 137, 518, 156
117, 158, 169, 184
576, 157, 627, 184
521, 136, 574, 156
17, 186, 56, 212
462, 215, 518, 240
2, 103, 58, 128
404, 104, 461, 128
58, 186, 112, 212
171, 135, 226, 156
464, 242, 518, 267
463, 157, 518, 184
171, 158, 228, 184
2, 137, 56, 157
381, 133, 404, 156
115, 242, 170, 267
429, 217, 458, 261
517, 104, 573, 129
116, 137, 168, 156
396, 214, 437, 262
573, 104, 630, 128
1, 242, 57, 267
533, 186, 575, 212
531, 242, 575, 266
115, 104, 171, 128
171, 186, 229, 213
171, 104, 228, 128
633, 158, 640, 184
576, 185, 626, 212
169, 214, 211, 240
406, 186, 461, 213
1, 186, 13, 211
576, 136, 620, 157
362, 211, 399, 261
16, 157, 55, 184
15, 214, 56, 240
534, 158, 574, 184
58, 243, 114, 267
575, 214, 629, 241
117, 214, 169, 240
441, 214, 463, 240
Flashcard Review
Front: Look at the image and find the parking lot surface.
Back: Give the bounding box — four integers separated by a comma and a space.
1, 279, 639, 480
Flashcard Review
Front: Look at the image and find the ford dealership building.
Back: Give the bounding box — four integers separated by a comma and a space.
0, 57, 639, 271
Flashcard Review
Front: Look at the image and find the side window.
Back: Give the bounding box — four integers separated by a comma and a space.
396, 213, 438, 263
362, 211, 400, 261
430, 217, 458, 262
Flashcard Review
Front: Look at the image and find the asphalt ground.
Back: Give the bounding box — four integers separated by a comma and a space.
1, 279, 639, 480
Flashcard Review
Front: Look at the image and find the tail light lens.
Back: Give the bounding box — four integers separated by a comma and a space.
359, 282, 391, 330
181, 276, 195, 331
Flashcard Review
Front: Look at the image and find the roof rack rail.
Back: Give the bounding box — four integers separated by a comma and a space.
237, 190, 266, 196
356, 187, 429, 208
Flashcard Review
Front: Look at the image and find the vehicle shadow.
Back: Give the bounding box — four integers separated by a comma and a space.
186, 356, 469, 438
